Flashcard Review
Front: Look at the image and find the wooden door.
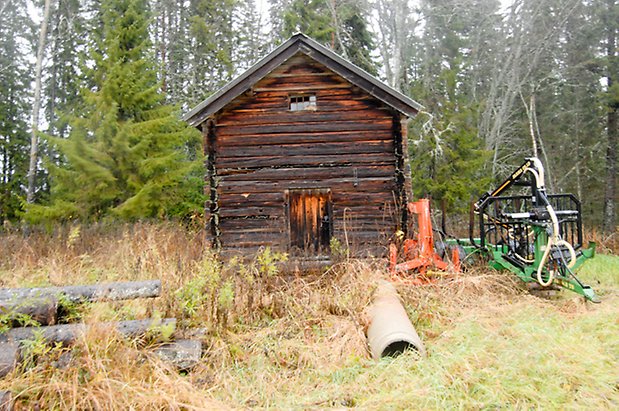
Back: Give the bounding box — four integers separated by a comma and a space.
288, 189, 332, 254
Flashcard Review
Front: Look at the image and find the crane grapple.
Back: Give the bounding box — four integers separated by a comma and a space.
451, 157, 599, 302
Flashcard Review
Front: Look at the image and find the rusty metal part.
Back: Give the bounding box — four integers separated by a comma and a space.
366, 281, 426, 359
390, 199, 458, 278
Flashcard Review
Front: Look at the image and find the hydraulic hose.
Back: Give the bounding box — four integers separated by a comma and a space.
535, 198, 577, 287
537, 235, 555, 287
524, 162, 576, 286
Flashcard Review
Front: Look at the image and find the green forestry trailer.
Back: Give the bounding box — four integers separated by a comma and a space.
447, 157, 599, 303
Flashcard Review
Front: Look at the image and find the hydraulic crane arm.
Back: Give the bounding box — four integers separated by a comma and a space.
462, 157, 600, 302
474, 158, 538, 212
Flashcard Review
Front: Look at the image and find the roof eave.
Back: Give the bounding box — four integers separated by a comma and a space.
182, 35, 303, 127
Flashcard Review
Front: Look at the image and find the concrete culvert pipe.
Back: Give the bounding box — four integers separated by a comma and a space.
366, 280, 426, 360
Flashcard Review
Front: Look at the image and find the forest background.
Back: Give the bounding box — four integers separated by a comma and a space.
0, 0, 617, 232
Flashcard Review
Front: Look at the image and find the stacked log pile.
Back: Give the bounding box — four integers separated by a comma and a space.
0, 280, 202, 385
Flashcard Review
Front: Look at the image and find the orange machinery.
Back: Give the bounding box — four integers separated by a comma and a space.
389, 199, 460, 280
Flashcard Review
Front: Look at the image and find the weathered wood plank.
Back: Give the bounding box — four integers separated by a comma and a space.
216, 140, 394, 158
216, 153, 393, 169
220, 230, 284, 244
332, 209, 397, 220
218, 177, 395, 194
333, 217, 396, 229
219, 206, 284, 218
332, 230, 392, 239
219, 217, 284, 228
220, 239, 282, 248
225, 92, 385, 112
244, 86, 362, 98
331, 192, 395, 206
217, 110, 392, 127
252, 84, 353, 93
274, 54, 331, 73
216, 119, 392, 137
225, 98, 385, 114
257, 72, 346, 84
223, 101, 385, 117
267, 72, 335, 78
217, 130, 392, 147
217, 191, 394, 208
218, 192, 285, 207
221, 227, 285, 237
218, 165, 394, 182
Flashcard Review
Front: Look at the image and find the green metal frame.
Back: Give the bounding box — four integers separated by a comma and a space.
446, 238, 599, 302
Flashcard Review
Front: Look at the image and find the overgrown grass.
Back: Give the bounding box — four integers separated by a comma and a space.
578, 253, 619, 289
1, 223, 617, 409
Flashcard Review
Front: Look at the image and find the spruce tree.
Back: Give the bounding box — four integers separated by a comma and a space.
28, 0, 202, 222
0, 0, 33, 221
407, 0, 494, 212
46, 0, 85, 139
273, 0, 376, 73
186, 0, 237, 104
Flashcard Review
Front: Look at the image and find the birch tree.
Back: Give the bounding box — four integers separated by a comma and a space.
26, 0, 53, 204
371, 0, 419, 91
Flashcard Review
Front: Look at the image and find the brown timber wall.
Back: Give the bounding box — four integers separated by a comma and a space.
209, 53, 402, 256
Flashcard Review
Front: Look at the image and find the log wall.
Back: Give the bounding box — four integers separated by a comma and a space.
206, 53, 406, 256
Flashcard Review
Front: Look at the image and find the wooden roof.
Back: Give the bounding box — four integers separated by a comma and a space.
183, 33, 423, 127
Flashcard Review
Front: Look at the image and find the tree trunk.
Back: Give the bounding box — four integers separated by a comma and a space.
603, 106, 617, 233
26, 0, 52, 204
0, 318, 176, 345
327, 0, 349, 60
0, 280, 161, 303
602, 0, 617, 233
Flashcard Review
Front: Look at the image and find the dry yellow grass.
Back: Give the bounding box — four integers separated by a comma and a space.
1, 222, 618, 409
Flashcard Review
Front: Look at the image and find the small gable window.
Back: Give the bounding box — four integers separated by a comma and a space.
290, 94, 316, 111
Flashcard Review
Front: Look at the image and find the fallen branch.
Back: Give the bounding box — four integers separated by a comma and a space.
0, 280, 161, 304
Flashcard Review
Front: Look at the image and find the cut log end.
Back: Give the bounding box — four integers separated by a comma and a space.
0, 342, 20, 378
154, 339, 202, 370
0, 296, 58, 326
0, 390, 12, 411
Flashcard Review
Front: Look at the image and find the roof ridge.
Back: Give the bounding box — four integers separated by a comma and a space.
183, 33, 423, 126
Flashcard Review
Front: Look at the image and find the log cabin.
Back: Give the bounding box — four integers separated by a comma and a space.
183, 33, 423, 260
